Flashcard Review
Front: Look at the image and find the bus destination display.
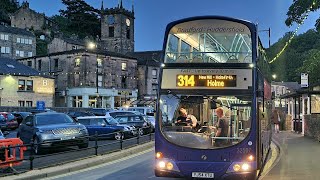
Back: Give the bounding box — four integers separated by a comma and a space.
176, 74, 237, 87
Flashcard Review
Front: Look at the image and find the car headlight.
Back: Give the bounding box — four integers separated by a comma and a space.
39, 129, 53, 134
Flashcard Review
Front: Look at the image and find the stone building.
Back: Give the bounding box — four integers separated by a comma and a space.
10, 1, 58, 35
127, 51, 161, 106
18, 49, 138, 108
0, 57, 54, 107
0, 25, 36, 59
48, 36, 86, 54
100, 1, 134, 54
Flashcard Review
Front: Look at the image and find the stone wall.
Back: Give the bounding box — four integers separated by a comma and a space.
304, 114, 320, 141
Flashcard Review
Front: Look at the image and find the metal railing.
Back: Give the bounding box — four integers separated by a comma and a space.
0, 128, 154, 176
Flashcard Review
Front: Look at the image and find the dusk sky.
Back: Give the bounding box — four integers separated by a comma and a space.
22, 0, 319, 51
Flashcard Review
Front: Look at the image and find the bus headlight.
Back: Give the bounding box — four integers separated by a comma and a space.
156, 158, 180, 172
227, 162, 254, 173
242, 163, 250, 171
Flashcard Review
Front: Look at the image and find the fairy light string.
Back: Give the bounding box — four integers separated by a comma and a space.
269, 1, 316, 64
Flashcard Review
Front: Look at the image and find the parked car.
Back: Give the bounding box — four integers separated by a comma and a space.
0, 112, 19, 130
113, 114, 152, 136
89, 108, 113, 116
12, 112, 32, 125
17, 112, 89, 154
29, 108, 56, 114
0, 129, 9, 139
67, 111, 95, 120
107, 110, 155, 132
76, 116, 137, 140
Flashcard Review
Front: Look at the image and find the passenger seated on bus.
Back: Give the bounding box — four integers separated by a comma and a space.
214, 107, 229, 147
175, 107, 200, 132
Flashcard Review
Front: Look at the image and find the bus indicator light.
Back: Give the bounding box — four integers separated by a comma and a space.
233, 164, 241, 172
166, 162, 174, 170
248, 155, 254, 161
156, 152, 163, 159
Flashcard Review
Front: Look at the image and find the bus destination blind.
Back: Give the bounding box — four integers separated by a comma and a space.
176, 74, 237, 87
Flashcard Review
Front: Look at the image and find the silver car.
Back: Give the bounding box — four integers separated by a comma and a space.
17, 112, 89, 154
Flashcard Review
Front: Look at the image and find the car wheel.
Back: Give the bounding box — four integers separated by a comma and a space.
33, 137, 42, 155
138, 128, 144, 136
114, 131, 124, 140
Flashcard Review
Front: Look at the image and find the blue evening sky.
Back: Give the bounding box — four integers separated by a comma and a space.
22, 0, 319, 51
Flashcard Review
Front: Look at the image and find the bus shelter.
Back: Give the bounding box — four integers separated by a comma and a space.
279, 89, 320, 135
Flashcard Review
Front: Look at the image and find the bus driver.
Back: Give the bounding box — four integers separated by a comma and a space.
175, 107, 200, 132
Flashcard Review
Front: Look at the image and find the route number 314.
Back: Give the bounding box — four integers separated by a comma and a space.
177, 75, 195, 87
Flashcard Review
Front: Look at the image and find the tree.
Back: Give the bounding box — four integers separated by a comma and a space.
59, 0, 100, 39
0, 0, 19, 25
286, 0, 320, 30
297, 49, 320, 85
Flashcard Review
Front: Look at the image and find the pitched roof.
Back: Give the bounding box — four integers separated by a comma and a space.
18, 49, 137, 60
127, 51, 162, 66
0, 25, 35, 37
0, 57, 52, 78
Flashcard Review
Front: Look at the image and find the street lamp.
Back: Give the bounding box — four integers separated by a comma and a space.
259, 28, 271, 48
272, 74, 277, 80
87, 42, 100, 108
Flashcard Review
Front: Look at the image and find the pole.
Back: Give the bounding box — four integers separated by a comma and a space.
268, 28, 271, 48
96, 53, 99, 108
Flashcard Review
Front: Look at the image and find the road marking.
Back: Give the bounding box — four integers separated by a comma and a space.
44, 148, 154, 180
259, 142, 280, 179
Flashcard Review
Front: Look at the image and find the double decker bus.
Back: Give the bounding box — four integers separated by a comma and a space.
155, 16, 272, 179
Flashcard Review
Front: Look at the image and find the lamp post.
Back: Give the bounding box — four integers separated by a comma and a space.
87, 42, 100, 108
259, 28, 271, 48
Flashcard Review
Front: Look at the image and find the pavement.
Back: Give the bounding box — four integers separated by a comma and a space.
2, 142, 154, 180
262, 131, 320, 180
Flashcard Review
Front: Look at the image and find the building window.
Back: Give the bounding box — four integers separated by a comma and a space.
121, 62, 127, 71
18, 80, 25, 90
1, 47, 10, 54
16, 50, 24, 57
17, 37, 20, 43
97, 58, 102, 67
98, 75, 103, 87
0, 34, 8, 40
109, 26, 114, 37
152, 84, 158, 94
28, 52, 33, 57
18, 101, 25, 107
26, 101, 33, 107
72, 45, 77, 50
29, 39, 32, 44
26, 80, 33, 91
27, 61, 32, 67
54, 58, 59, 70
126, 28, 130, 39
75, 58, 80, 67
121, 76, 127, 89
152, 69, 158, 79
38, 60, 42, 71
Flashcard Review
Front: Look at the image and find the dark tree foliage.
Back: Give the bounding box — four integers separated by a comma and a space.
266, 29, 320, 84
0, 0, 19, 24
59, 0, 100, 39
286, 0, 320, 30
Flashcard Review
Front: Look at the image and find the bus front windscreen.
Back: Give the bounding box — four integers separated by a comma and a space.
165, 19, 252, 63
159, 94, 252, 149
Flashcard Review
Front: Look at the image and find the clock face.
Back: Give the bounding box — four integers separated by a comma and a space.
126, 18, 130, 26
107, 15, 115, 25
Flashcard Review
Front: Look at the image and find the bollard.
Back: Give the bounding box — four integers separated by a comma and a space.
29, 142, 34, 170
94, 131, 98, 156
137, 129, 140, 145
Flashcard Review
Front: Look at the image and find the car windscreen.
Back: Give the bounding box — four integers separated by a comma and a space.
35, 114, 74, 125
109, 112, 135, 118
105, 117, 118, 125
7, 114, 15, 121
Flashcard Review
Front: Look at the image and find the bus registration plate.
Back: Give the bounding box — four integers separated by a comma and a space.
192, 172, 214, 178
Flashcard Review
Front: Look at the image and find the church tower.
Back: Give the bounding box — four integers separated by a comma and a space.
100, 0, 134, 54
